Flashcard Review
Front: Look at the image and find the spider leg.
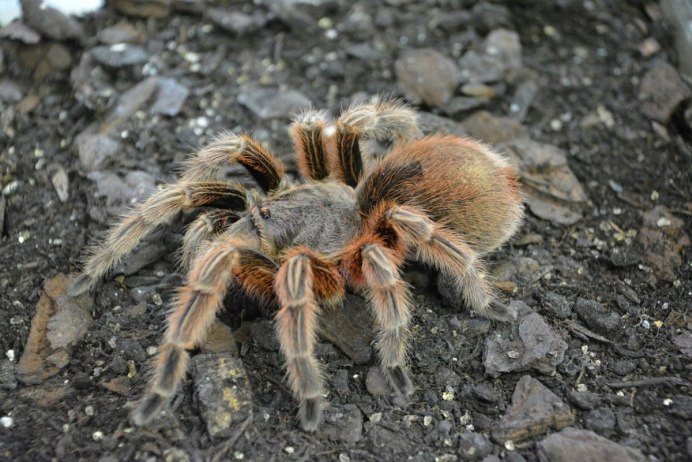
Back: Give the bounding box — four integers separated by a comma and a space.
358, 242, 414, 396
70, 182, 247, 296
180, 209, 239, 269
382, 205, 516, 322
181, 133, 285, 193
330, 99, 421, 187
291, 110, 332, 181
131, 235, 276, 426
274, 248, 344, 431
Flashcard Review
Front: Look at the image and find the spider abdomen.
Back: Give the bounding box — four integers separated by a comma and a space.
358, 134, 523, 254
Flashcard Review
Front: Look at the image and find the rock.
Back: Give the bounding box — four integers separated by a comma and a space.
0, 80, 23, 103
151, 78, 189, 116
17, 42, 73, 80
440, 96, 489, 116
492, 375, 574, 443
537, 428, 647, 462
542, 292, 572, 319
249, 319, 280, 352
0, 20, 41, 44
75, 129, 122, 171
673, 331, 692, 358
0, 360, 17, 390
612, 360, 636, 376
202, 320, 238, 355
461, 111, 525, 144
101, 377, 130, 395
471, 2, 511, 34
320, 404, 363, 442
20, 0, 84, 41
111, 0, 171, 18
395, 49, 459, 107
112, 241, 167, 276
51, 166, 69, 202
458, 431, 494, 460
97, 22, 144, 44
585, 407, 616, 432
0, 195, 5, 236
320, 293, 374, 364
87, 170, 156, 208
261, 0, 336, 29
17, 274, 93, 385
568, 390, 601, 411
509, 79, 538, 122
237, 87, 311, 120
637, 206, 690, 282
661, 1, 692, 77
459, 29, 522, 84
106, 77, 159, 124
418, 112, 468, 137
484, 304, 568, 377
191, 353, 253, 439
91, 44, 149, 68
365, 366, 389, 397
573, 298, 621, 334
500, 138, 587, 225
639, 62, 691, 123
208, 9, 269, 35
70, 53, 114, 112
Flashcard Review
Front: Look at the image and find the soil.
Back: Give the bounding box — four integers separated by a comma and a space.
0, 1, 691, 461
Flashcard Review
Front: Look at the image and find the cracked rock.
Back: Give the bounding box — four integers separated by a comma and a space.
320, 403, 363, 442
492, 375, 574, 443
191, 353, 253, 439
484, 301, 567, 377
238, 87, 311, 120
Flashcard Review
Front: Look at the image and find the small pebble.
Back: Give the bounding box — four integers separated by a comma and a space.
1, 416, 12, 428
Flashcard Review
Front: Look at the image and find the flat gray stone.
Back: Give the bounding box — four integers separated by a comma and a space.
237, 87, 311, 120
151, 77, 189, 116
191, 353, 253, 439
573, 298, 621, 334
320, 403, 363, 442
537, 428, 647, 462
639, 61, 691, 123
91, 44, 149, 68
492, 375, 574, 443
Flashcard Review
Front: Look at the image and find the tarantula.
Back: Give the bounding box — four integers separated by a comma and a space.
70, 99, 524, 431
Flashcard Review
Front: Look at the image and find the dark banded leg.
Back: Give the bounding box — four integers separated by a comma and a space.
180, 209, 239, 269
181, 133, 285, 193
70, 181, 247, 296
131, 237, 275, 426
292, 110, 331, 181
274, 248, 344, 431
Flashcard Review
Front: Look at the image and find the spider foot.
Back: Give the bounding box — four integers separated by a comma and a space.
298, 397, 322, 432
67, 273, 91, 297
384, 365, 414, 397
130, 392, 167, 426
484, 300, 518, 323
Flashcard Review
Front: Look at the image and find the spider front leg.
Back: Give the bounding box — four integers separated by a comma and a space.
131, 235, 276, 425
70, 182, 247, 296
384, 205, 516, 322
274, 248, 344, 431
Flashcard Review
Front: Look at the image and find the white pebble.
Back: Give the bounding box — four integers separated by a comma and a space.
663, 398, 673, 406
5, 350, 14, 362
92, 430, 103, 441
1, 416, 13, 428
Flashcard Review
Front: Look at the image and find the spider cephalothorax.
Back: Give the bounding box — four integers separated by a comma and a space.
70, 99, 524, 431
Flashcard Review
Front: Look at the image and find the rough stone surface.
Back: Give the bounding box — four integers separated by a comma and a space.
537, 427, 647, 462
320, 294, 374, 364
492, 375, 574, 443
484, 301, 567, 377
191, 353, 253, 439
237, 87, 311, 120
395, 49, 459, 106
17, 274, 93, 385
501, 138, 588, 225
573, 298, 621, 334
639, 62, 691, 123
319, 403, 363, 442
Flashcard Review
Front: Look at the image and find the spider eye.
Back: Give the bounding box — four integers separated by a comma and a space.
259, 207, 271, 219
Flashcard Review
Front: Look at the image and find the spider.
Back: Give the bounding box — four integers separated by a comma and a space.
69, 99, 524, 431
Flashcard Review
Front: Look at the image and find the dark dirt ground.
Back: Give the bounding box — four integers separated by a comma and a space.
0, 0, 691, 461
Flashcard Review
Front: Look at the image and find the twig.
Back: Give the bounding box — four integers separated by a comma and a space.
606, 377, 690, 389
